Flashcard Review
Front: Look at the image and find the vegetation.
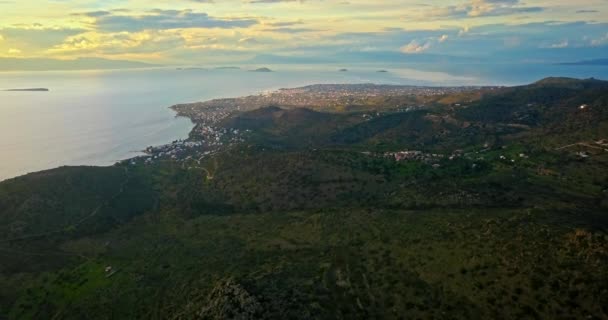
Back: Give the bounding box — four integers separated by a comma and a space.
1, 77, 607, 319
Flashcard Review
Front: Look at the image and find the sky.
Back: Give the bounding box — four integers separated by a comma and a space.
0, 0, 607, 65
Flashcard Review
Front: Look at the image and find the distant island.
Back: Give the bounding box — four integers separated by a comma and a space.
4, 88, 49, 92
377, 70, 388, 73
558, 58, 608, 66
250, 67, 273, 72
215, 66, 241, 70
176, 67, 207, 71
339, 69, 349, 72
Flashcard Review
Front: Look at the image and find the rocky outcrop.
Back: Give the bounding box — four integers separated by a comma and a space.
195, 279, 262, 320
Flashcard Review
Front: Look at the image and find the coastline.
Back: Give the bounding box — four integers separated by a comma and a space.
1, 82, 495, 182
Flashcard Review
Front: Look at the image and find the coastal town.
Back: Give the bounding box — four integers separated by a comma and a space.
127, 84, 489, 165
172, 83, 494, 117
126, 83, 605, 168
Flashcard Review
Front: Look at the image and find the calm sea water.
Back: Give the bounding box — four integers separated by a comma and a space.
1, 64, 607, 181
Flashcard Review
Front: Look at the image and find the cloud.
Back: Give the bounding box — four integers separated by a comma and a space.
400, 40, 432, 53
2, 1, 606, 65
590, 33, 608, 46
7, 48, 21, 54
0, 25, 86, 49
415, 0, 543, 20
238, 37, 258, 44
87, 9, 258, 32
49, 30, 186, 56
244, 0, 306, 3
74, 10, 112, 18
264, 20, 304, 27
458, 26, 471, 36
398, 33, 452, 54
263, 27, 320, 33
549, 40, 569, 48
469, 0, 543, 17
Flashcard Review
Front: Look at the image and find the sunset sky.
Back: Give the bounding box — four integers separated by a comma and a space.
0, 0, 606, 64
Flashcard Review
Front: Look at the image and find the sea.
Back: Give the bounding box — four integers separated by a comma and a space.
1, 63, 607, 181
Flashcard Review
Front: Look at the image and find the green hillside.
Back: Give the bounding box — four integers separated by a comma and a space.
1, 78, 608, 319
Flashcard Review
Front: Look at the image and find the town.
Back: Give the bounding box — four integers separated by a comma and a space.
129, 83, 605, 168
127, 84, 493, 165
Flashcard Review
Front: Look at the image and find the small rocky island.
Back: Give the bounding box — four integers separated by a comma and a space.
4, 88, 49, 92
339, 69, 348, 72
250, 67, 273, 72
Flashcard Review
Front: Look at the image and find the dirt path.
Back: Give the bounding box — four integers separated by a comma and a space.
556, 142, 606, 151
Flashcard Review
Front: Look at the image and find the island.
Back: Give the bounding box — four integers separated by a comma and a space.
176, 67, 207, 71
215, 66, 241, 70
377, 70, 388, 73
3, 88, 49, 92
250, 67, 273, 72
558, 58, 608, 66
339, 68, 348, 72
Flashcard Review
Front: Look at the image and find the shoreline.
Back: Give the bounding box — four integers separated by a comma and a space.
1, 76, 588, 183
0, 81, 498, 182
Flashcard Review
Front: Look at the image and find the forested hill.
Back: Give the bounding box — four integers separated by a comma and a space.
1, 78, 607, 319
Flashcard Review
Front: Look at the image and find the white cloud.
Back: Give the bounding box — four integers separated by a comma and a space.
238, 37, 258, 44
590, 33, 608, 46
549, 40, 569, 48
458, 26, 470, 37
400, 40, 431, 53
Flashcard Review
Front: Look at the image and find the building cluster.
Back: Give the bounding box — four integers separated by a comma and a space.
384, 150, 446, 164
191, 125, 243, 147
123, 140, 201, 165
172, 83, 493, 118
278, 84, 487, 99
144, 139, 204, 160
266, 84, 483, 108
127, 126, 245, 166
142, 102, 249, 165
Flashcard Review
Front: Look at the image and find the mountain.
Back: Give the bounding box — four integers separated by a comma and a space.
558, 58, 608, 66
0, 57, 157, 72
1, 78, 608, 319
250, 67, 273, 72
